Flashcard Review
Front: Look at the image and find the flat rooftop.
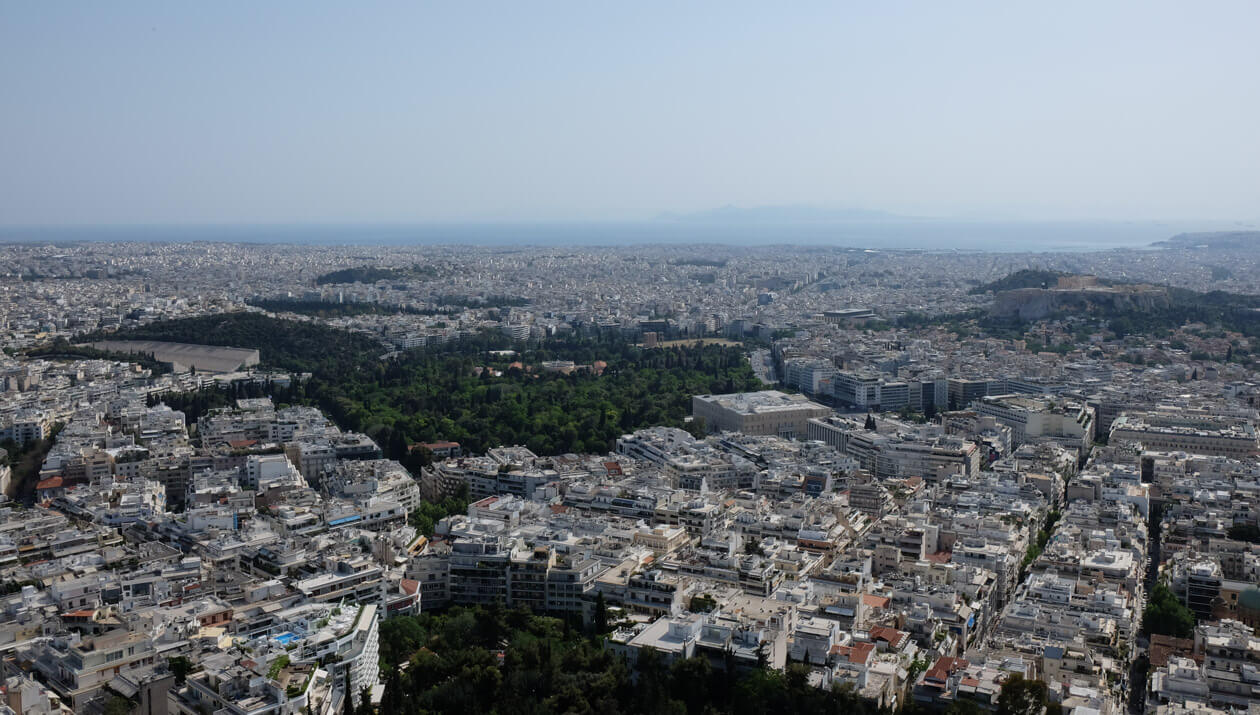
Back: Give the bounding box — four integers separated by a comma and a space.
695, 390, 829, 415
982, 394, 1054, 411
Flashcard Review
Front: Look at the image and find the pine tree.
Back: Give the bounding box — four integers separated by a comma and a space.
380, 666, 401, 715
594, 591, 609, 634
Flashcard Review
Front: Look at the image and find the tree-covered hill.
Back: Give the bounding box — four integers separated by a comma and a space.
956, 271, 1260, 342
245, 298, 422, 318
967, 269, 1067, 295
315, 264, 442, 285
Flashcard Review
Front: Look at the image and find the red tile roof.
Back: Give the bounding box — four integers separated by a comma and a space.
924, 657, 969, 685
869, 625, 909, 649
846, 642, 876, 664
862, 594, 891, 609
417, 441, 460, 450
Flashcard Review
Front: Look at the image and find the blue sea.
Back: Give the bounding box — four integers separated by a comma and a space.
0, 219, 1247, 252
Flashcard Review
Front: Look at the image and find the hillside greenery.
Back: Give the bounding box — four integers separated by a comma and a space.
376, 605, 887, 715
928, 273, 1260, 343
105, 312, 761, 458
316, 265, 439, 285
375, 605, 1056, 715
434, 294, 530, 308
968, 269, 1068, 295
245, 298, 424, 317
76, 312, 386, 376
968, 269, 1133, 296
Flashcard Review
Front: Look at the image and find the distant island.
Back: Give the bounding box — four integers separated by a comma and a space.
656, 204, 920, 223
1152, 230, 1260, 249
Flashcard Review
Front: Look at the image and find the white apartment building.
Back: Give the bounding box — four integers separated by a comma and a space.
692, 391, 830, 439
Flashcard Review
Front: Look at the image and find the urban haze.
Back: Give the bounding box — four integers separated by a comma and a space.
1, 4, 1259, 715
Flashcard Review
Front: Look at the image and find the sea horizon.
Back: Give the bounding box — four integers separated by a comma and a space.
0, 218, 1253, 252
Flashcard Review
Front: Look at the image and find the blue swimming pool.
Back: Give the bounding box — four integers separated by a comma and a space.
274, 632, 297, 645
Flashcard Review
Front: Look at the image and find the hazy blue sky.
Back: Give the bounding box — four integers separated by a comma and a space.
2, 2, 1258, 225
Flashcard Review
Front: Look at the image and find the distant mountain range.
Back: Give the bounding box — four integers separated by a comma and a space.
655, 204, 921, 223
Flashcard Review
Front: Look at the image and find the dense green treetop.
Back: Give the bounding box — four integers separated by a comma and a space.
1143, 582, 1196, 638
245, 298, 427, 318
378, 605, 887, 715
77, 312, 385, 375
111, 312, 762, 457
316, 265, 439, 285
968, 269, 1069, 295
